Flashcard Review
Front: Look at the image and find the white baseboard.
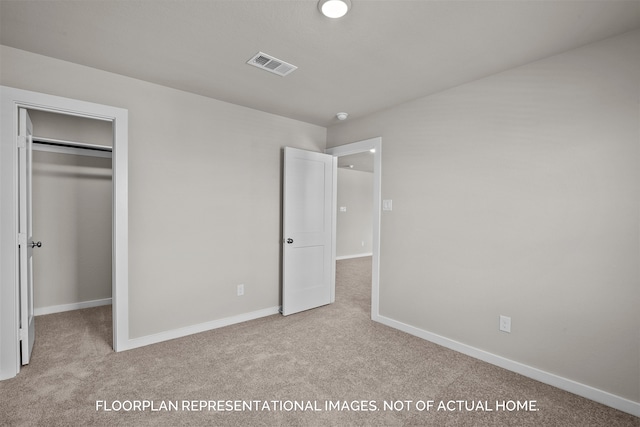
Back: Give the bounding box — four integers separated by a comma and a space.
122, 306, 281, 351
373, 314, 640, 418
336, 253, 373, 260
34, 298, 112, 316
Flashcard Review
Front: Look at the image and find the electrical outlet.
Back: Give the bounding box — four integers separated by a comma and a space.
499, 315, 511, 333
237, 284, 244, 296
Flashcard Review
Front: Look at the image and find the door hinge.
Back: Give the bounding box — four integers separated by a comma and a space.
17, 135, 27, 149
19, 328, 26, 341
18, 233, 27, 247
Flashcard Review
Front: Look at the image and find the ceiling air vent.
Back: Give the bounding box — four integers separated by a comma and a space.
247, 52, 297, 77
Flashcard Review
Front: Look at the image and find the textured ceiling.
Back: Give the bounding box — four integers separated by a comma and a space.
1, 0, 639, 127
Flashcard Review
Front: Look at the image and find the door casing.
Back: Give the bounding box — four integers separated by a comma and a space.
0, 86, 129, 380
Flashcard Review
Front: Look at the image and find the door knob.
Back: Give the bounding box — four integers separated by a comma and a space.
30, 241, 42, 248
286, 238, 293, 244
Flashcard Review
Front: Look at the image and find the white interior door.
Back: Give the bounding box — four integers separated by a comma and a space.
282, 147, 335, 316
18, 108, 35, 365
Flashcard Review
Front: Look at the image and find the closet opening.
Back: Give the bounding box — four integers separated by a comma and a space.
29, 109, 113, 349
1, 86, 129, 380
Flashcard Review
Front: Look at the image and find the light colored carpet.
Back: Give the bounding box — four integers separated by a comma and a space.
0, 257, 637, 426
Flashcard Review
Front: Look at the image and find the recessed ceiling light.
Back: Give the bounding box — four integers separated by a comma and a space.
318, 0, 351, 18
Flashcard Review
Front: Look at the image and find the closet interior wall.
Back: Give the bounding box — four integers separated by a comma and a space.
29, 110, 113, 315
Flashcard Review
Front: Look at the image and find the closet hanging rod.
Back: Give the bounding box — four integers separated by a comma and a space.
32, 136, 112, 152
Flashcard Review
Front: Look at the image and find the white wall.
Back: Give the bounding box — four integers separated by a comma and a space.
30, 111, 112, 313
337, 168, 373, 258
32, 151, 112, 311
29, 109, 113, 146
1, 45, 326, 339
328, 30, 640, 404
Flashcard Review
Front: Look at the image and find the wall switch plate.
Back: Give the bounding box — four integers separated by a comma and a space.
340, 206, 347, 212
382, 199, 393, 211
237, 284, 244, 296
499, 315, 511, 333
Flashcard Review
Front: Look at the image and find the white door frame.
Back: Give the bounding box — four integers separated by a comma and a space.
0, 86, 129, 380
325, 137, 381, 320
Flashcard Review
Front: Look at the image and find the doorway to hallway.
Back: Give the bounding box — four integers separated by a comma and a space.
326, 137, 381, 320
